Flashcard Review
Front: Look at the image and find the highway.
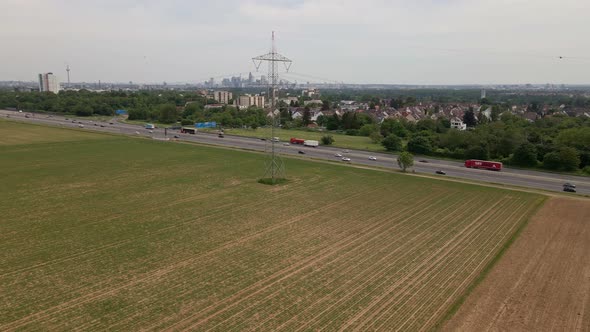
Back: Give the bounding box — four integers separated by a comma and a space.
2, 109, 589, 195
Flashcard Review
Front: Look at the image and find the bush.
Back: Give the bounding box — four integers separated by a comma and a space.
582, 166, 590, 175
345, 129, 359, 136
180, 119, 193, 126
381, 134, 402, 151
321, 135, 334, 145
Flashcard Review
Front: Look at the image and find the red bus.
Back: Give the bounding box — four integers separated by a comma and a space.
465, 159, 502, 171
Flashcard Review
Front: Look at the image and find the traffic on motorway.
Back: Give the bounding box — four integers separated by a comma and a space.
2, 109, 589, 195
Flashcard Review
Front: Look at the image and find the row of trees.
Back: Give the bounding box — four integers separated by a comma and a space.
375, 114, 590, 173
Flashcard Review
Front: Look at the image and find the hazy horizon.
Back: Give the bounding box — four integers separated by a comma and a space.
1, 0, 589, 85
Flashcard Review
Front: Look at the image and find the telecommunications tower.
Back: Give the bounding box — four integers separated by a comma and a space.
252, 32, 292, 183
66, 64, 71, 88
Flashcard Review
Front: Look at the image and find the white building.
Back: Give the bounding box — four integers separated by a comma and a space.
212, 91, 232, 104
38, 73, 60, 93
450, 118, 467, 131
237, 94, 265, 109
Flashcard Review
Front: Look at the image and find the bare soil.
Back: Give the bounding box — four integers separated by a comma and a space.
443, 197, 590, 331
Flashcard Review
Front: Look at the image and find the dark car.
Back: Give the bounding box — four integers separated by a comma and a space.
100, 124, 105, 127
435, 170, 446, 175
298, 150, 305, 154
260, 138, 266, 141
218, 133, 224, 138
109, 122, 114, 125
563, 186, 576, 193
419, 159, 428, 163
174, 135, 180, 138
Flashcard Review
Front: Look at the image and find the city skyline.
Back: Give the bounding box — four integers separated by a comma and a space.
1, 0, 589, 85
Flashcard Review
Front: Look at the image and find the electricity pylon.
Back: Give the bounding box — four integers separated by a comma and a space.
253, 32, 292, 183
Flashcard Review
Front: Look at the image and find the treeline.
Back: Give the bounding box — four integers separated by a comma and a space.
372, 114, 590, 174
0, 90, 203, 120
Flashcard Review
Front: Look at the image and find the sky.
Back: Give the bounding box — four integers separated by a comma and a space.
1, 0, 589, 85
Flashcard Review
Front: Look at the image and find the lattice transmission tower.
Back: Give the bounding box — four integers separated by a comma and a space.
252, 32, 292, 183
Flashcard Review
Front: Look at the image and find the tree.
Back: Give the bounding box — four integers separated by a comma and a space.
316, 115, 327, 127
359, 124, 378, 137
321, 135, 334, 145
326, 113, 340, 130
463, 107, 477, 127
321, 100, 330, 111
381, 134, 402, 151
465, 145, 490, 160
158, 104, 179, 124
407, 136, 432, 154
390, 97, 404, 109
559, 147, 581, 171
380, 119, 409, 138
369, 131, 383, 143
542, 151, 561, 170
302, 107, 311, 126
397, 152, 414, 172
511, 142, 538, 167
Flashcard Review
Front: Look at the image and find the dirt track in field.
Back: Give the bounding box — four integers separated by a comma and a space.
444, 197, 590, 331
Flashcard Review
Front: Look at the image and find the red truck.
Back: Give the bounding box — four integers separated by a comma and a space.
290, 138, 305, 145
465, 159, 503, 171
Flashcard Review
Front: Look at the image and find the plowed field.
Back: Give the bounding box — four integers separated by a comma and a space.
0, 121, 544, 330
443, 197, 590, 331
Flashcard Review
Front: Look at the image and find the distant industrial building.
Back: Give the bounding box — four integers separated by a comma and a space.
212, 91, 233, 104
38, 73, 60, 93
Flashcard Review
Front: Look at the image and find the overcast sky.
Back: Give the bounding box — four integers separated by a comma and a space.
1, 0, 589, 84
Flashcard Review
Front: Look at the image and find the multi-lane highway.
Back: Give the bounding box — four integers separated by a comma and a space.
2, 109, 589, 195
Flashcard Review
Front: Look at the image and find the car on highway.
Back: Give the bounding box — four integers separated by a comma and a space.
435, 170, 446, 175
419, 159, 428, 163
149, 130, 154, 133
100, 124, 105, 127
71, 120, 76, 123
298, 150, 305, 154
218, 133, 224, 138
260, 138, 266, 141
174, 135, 179, 138
283, 143, 290, 146
343, 150, 350, 153
563, 186, 576, 193
563, 183, 576, 188
25, 114, 30, 118
94, 123, 98, 126
342, 157, 351, 162
78, 124, 84, 128
368, 156, 377, 161
335, 153, 343, 157
109, 122, 114, 125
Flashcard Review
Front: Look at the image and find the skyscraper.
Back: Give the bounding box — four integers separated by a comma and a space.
38, 73, 60, 93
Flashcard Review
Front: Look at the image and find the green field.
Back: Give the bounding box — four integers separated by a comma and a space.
0, 120, 545, 330
203, 127, 386, 152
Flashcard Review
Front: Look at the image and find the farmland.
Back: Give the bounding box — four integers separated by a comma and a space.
0, 120, 545, 330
